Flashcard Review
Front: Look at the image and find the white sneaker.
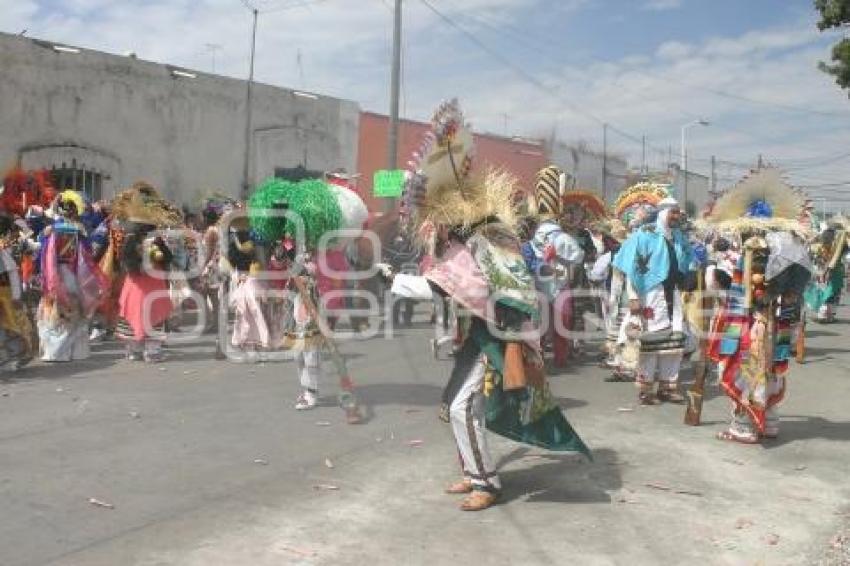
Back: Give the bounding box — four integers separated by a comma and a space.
89, 328, 107, 343
295, 390, 318, 410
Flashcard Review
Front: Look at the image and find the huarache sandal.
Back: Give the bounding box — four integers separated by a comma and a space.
445, 479, 473, 495
716, 430, 759, 444
460, 490, 501, 511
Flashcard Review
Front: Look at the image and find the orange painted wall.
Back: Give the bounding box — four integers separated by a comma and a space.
357, 111, 547, 213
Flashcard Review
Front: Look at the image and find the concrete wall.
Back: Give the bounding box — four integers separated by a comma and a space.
0, 32, 359, 206
546, 140, 628, 204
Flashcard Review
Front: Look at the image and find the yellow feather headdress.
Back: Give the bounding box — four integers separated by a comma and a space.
705, 168, 807, 235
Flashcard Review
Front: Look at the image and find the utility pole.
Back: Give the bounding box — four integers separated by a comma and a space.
241, 8, 259, 200
757, 154, 764, 170
602, 123, 608, 204
205, 43, 223, 73
641, 135, 647, 175
385, 0, 402, 213
667, 145, 672, 174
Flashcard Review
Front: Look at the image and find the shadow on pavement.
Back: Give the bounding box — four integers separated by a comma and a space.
497, 447, 621, 505
764, 415, 850, 448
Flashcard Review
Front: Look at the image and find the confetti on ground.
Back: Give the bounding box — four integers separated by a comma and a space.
253, 459, 269, 465
277, 544, 317, 558
408, 440, 424, 447
765, 533, 780, 546
324, 458, 334, 469
129, 411, 141, 419
315, 421, 332, 427
722, 458, 745, 466
182, 370, 196, 375
405, 408, 422, 414
312, 484, 340, 491
644, 483, 703, 497
617, 407, 635, 412
734, 518, 754, 530
88, 498, 114, 509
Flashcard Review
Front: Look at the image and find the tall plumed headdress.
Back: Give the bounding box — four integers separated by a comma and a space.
111, 182, 184, 227
404, 99, 518, 237
248, 177, 341, 249
535, 165, 568, 217
705, 168, 807, 235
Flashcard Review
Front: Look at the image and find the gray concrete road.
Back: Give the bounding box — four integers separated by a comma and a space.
1, 307, 849, 566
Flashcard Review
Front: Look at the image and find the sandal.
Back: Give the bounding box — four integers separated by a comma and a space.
638, 392, 658, 406
460, 490, 500, 511
716, 430, 759, 444
657, 389, 685, 404
445, 479, 473, 495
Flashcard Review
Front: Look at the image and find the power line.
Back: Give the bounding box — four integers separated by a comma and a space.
440, 3, 850, 120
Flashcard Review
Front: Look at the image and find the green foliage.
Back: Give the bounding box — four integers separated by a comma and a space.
814, 0, 850, 94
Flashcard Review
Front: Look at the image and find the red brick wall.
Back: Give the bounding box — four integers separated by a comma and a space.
357, 112, 547, 213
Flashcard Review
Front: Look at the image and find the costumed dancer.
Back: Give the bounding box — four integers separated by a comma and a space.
111, 183, 182, 362
604, 183, 671, 381
559, 190, 608, 359
805, 216, 848, 323
613, 195, 694, 405
706, 169, 812, 444
406, 100, 590, 511
248, 177, 362, 423
0, 215, 34, 371
524, 165, 585, 368
37, 191, 108, 361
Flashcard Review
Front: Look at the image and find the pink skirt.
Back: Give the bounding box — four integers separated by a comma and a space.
119, 273, 173, 340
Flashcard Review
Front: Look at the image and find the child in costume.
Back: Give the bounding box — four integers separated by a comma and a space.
406, 100, 590, 511
248, 178, 362, 422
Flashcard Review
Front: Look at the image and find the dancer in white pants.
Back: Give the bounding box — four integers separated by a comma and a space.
449, 357, 501, 493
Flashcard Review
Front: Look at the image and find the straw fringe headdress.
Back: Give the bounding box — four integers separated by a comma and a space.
405, 99, 518, 236
111, 182, 183, 227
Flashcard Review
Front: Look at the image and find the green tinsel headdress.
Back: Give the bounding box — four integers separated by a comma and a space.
248, 177, 342, 248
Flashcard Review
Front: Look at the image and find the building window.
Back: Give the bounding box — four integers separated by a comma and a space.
50, 159, 103, 201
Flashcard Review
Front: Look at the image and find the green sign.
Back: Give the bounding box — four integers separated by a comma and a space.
373, 169, 405, 198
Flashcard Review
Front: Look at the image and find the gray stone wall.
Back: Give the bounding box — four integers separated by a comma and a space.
0, 32, 359, 206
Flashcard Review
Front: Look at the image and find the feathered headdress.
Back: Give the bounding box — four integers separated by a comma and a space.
111, 182, 184, 227
58, 190, 86, 217
404, 99, 517, 235
613, 182, 670, 222
705, 168, 806, 235
1, 168, 56, 216
248, 177, 341, 248
562, 190, 608, 222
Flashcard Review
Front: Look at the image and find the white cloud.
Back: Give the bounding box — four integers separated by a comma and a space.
2, 1, 849, 194
642, 0, 682, 12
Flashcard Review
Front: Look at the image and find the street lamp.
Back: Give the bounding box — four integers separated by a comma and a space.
680, 118, 709, 209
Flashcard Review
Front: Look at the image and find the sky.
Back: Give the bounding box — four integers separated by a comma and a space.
2, 0, 850, 205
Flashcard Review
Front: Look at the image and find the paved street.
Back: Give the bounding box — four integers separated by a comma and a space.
2, 306, 849, 566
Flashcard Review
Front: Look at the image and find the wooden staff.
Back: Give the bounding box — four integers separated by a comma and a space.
291, 274, 363, 425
